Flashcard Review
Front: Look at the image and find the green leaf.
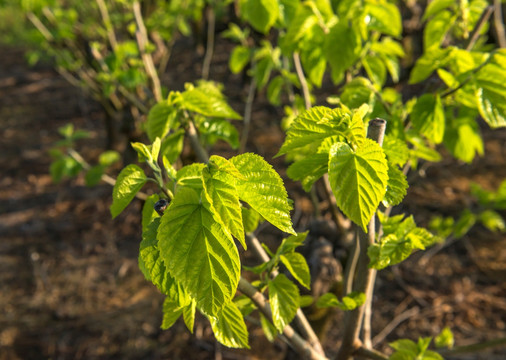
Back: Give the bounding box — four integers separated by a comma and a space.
286, 153, 329, 192
411, 94, 445, 144
158, 188, 241, 316
268, 273, 300, 332
241, 206, 263, 233
161, 128, 185, 164
368, 234, 413, 270
183, 300, 196, 333
315, 293, 340, 308
98, 150, 120, 166
131, 141, 153, 163
181, 87, 241, 120
409, 47, 451, 84
277, 106, 349, 156
475, 86, 506, 129
85, 165, 105, 187
229, 45, 251, 74
453, 210, 476, 238
203, 157, 246, 248
139, 218, 175, 294
231, 153, 296, 235
325, 22, 361, 83
267, 75, 284, 105
277, 232, 308, 255
365, 1, 402, 37
443, 115, 483, 163
479, 210, 505, 232
242, 0, 279, 34
197, 118, 240, 149
281, 3, 317, 51
435, 326, 454, 349
234, 295, 257, 317
176, 163, 205, 192
146, 102, 177, 141
423, 0, 455, 20
110, 164, 147, 218
315, 292, 365, 310
338, 77, 376, 110
363, 54, 387, 86
280, 252, 310, 289
141, 194, 160, 233
328, 140, 388, 232
161, 297, 183, 330
383, 163, 408, 207
260, 313, 278, 342
383, 136, 409, 167
209, 301, 250, 348
424, 11, 454, 50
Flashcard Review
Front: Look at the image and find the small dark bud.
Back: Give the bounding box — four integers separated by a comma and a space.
154, 199, 169, 216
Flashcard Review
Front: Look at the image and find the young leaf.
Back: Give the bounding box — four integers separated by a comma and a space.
286, 153, 329, 192
229, 45, 251, 74
241, 0, 279, 34
277, 106, 349, 156
409, 47, 451, 84
198, 118, 240, 149
365, 1, 402, 37
181, 87, 241, 120
202, 157, 246, 248
435, 327, 454, 349
328, 140, 388, 232
231, 153, 296, 235
157, 188, 241, 316
110, 164, 147, 218
209, 301, 250, 349
383, 163, 408, 207
146, 101, 177, 141
260, 313, 278, 342
268, 273, 300, 332
411, 94, 445, 144
324, 22, 361, 83
280, 252, 311, 289
316, 292, 365, 310
176, 163, 206, 192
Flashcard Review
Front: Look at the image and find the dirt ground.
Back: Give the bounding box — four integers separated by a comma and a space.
0, 40, 505, 360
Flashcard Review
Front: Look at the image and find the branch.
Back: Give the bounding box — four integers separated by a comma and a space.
133, 1, 163, 102
95, 0, 118, 50
201, 5, 215, 80
493, 0, 506, 48
239, 76, 257, 153
293, 52, 311, 109
186, 118, 209, 163
237, 278, 328, 360
438, 337, 506, 356
355, 346, 389, 360
466, 5, 494, 51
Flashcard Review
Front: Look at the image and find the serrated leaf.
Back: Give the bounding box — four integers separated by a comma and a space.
161, 297, 183, 330
328, 140, 388, 232
363, 54, 387, 86
324, 22, 361, 83
176, 163, 205, 192
383, 163, 408, 207
209, 301, 250, 348
475, 87, 506, 129
110, 164, 147, 218
242, 0, 279, 33
231, 153, 296, 235
203, 158, 246, 248
198, 118, 240, 149
268, 273, 300, 332
242, 206, 263, 233
368, 234, 412, 269
183, 300, 196, 333
277, 232, 308, 255
280, 252, 310, 289
146, 102, 177, 141
158, 188, 241, 316
229, 45, 251, 74
411, 94, 445, 144
277, 106, 349, 156
281, 2, 317, 51
139, 218, 176, 294
339, 77, 376, 110
286, 153, 329, 192
181, 88, 241, 120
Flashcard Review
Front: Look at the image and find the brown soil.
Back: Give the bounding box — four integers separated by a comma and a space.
0, 41, 505, 360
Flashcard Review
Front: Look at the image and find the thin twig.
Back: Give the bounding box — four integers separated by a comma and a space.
133, 1, 163, 102
239, 77, 257, 153
237, 278, 328, 360
466, 5, 494, 51
293, 52, 312, 109
355, 346, 389, 360
186, 119, 210, 163
26, 12, 54, 41
493, 0, 506, 48
371, 307, 420, 346
95, 0, 118, 50
202, 5, 215, 80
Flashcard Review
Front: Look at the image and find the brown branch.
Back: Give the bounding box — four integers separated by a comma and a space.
355, 346, 389, 360
237, 278, 328, 360
494, 0, 506, 48
293, 52, 312, 109
133, 1, 163, 102
466, 5, 494, 51
201, 5, 215, 80
239, 77, 257, 153
95, 0, 118, 50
